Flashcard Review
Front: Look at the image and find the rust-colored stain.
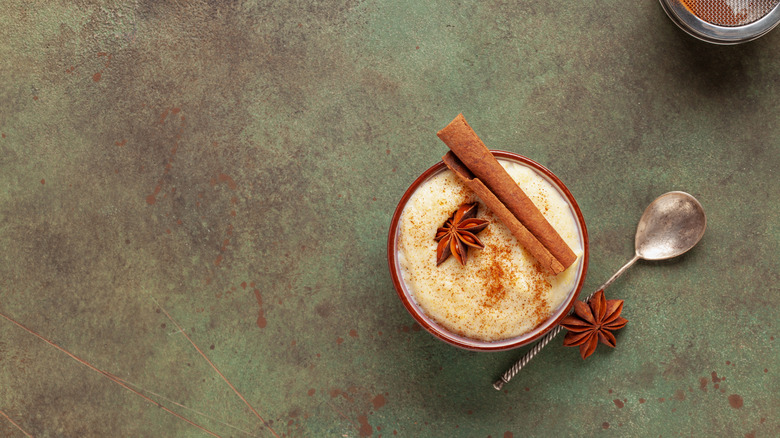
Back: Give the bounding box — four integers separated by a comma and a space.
93, 52, 112, 83
728, 394, 743, 409
329, 388, 353, 402
613, 399, 624, 408
158, 107, 179, 125
254, 288, 266, 328
504, 432, 514, 438
371, 394, 386, 410
357, 414, 372, 437
146, 185, 161, 205
216, 173, 237, 190
115, 139, 126, 147
215, 236, 231, 266
349, 329, 358, 338
307, 389, 315, 396
711, 371, 723, 383
399, 323, 423, 333
40, 179, 45, 185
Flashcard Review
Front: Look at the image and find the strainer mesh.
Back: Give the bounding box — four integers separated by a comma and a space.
679, 0, 779, 26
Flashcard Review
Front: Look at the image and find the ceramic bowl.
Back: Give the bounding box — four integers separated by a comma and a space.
387, 151, 589, 351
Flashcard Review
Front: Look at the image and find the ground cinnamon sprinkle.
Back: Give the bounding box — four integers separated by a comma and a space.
477, 237, 512, 309
529, 263, 552, 326
476, 235, 553, 322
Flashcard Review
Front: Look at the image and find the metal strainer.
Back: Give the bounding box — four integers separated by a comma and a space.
660, 0, 780, 43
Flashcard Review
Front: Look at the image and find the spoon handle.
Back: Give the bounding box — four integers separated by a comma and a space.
492, 255, 641, 390
601, 254, 641, 291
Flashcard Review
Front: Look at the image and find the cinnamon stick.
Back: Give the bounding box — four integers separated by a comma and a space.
437, 114, 576, 273
443, 152, 565, 274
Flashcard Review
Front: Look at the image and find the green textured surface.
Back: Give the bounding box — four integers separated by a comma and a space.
0, 1, 778, 437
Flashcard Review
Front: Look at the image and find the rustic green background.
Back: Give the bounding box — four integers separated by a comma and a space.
1, 1, 777, 437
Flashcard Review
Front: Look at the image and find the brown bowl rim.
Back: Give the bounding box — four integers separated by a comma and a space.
386, 150, 589, 351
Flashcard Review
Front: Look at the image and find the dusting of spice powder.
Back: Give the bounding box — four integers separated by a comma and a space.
476, 233, 552, 321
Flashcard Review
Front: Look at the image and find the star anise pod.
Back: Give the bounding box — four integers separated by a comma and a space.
561, 289, 628, 359
434, 203, 489, 266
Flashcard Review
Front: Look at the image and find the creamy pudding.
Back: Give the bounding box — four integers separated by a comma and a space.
396, 159, 583, 342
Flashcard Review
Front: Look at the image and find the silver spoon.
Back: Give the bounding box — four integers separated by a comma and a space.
493, 191, 706, 390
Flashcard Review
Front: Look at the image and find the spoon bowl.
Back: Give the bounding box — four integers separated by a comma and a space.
635, 191, 707, 260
